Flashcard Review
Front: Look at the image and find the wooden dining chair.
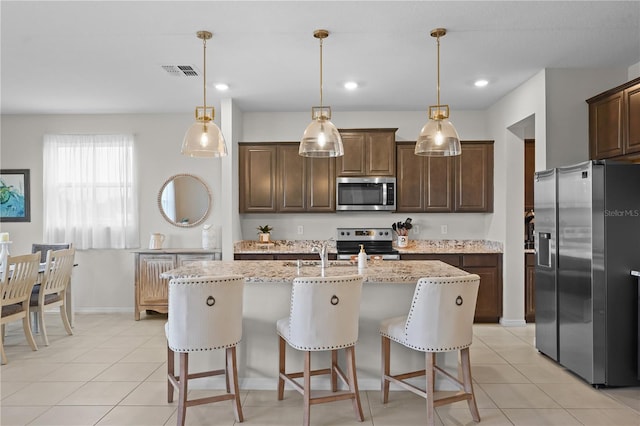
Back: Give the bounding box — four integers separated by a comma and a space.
31, 243, 72, 264
0, 252, 41, 364
30, 248, 76, 345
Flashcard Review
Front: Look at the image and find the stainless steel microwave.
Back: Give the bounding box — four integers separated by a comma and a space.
336, 177, 396, 211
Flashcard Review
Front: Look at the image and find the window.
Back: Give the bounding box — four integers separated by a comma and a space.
43, 134, 138, 249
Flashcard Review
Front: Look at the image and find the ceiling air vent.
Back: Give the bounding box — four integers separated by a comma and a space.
161, 65, 199, 77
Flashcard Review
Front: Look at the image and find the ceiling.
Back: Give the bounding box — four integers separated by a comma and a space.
2, 1, 639, 115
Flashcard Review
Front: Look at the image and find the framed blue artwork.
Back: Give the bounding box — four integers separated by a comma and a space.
0, 169, 31, 222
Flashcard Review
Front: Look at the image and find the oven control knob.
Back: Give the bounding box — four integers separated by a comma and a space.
384, 231, 389, 236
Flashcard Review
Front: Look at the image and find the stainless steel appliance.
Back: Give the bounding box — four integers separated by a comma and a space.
336, 228, 399, 260
534, 160, 640, 386
336, 177, 396, 211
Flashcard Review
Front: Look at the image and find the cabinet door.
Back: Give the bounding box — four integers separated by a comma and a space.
366, 131, 396, 176
307, 157, 336, 211
589, 92, 624, 159
462, 254, 502, 323
138, 254, 175, 307
425, 156, 453, 212
396, 143, 452, 212
336, 132, 366, 176
239, 144, 277, 213
278, 144, 306, 212
524, 139, 535, 212
625, 84, 640, 154
525, 253, 536, 323
396, 143, 424, 211
454, 142, 494, 212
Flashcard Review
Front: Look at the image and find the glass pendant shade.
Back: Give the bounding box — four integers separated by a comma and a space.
181, 109, 226, 158
182, 30, 227, 158
416, 27, 461, 157
415, 117, 461, 156
299, 106, 344, 157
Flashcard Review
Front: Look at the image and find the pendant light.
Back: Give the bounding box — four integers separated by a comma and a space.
299, 29, 344, 158
415, 28, 461, 157
181, 30, 227, 158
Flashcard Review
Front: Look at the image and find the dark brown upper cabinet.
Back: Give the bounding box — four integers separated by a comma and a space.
396, 140, 494, 213
336, 128, 397, 176
588, 77, 640, 161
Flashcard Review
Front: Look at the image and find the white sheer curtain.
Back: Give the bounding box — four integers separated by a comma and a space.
43, 134, 139, 249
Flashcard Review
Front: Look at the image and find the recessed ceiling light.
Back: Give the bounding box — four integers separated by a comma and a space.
474, 79, 489, 88
344, 81, 358, 90
215, 83, 229, 91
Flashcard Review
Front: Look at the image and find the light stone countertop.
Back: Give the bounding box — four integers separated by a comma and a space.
160, 260, 470, 284
234, 239, 503, 254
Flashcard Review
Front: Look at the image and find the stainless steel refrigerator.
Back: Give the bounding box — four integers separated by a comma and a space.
534, 160, 640, 386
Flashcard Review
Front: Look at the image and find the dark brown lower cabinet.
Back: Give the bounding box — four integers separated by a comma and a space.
400, 253, 503, 323
525, 253, 536, 322
234, 253, 336, 261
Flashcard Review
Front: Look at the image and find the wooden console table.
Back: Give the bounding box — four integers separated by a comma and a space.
133, 249, 220, 320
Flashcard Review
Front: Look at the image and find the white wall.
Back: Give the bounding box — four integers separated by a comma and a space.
486, 70, 547, 326
545, 68, 628, 168
629, 61, 640, 80
0, 113, 225, 312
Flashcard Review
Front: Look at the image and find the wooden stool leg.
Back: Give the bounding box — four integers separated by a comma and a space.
303, 351, 311, 426
461, 347, 480, 422
227, 346, 244, 422
331, 349, 338, 392
346, 346, 364, 421
277, 336, 286, 400
177, 352, 189, 426
167, 345, 175, 403
381, 335, 391, 403
425, 352, 436, 426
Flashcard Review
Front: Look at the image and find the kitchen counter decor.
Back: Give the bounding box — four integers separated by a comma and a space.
256, 225, 273, 243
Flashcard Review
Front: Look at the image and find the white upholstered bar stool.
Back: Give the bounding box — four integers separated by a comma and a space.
166, 275, 245, 426
379, 274, 481, 426
277, 275, 364, 426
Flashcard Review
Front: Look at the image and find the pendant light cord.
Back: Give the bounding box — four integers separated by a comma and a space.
319, 36, 324, 108
202, 36, 207, 112
436, 33, 440, 107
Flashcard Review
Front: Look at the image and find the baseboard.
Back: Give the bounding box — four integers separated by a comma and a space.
499, 318, 527, 327
74, 308, 132, 314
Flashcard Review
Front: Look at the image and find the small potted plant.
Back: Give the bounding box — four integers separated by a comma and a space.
257, 225, 273, 243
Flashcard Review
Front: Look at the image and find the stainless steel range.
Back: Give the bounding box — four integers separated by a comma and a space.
336, 228, 399, 260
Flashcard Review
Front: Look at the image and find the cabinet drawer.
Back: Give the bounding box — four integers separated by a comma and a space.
177, 254, 217, 266
525, 253, 535, 266
400, 254, 461, 266
462, 254, 498, 267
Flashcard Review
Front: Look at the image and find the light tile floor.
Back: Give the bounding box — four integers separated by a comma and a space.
1, 313, 639, 425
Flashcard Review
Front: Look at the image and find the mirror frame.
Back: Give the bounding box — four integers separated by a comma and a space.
157, 173, 212, 228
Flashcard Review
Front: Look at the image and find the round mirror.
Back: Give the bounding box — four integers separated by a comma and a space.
158, 174, 212, 227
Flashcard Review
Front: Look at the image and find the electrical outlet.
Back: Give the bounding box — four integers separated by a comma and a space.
413, 225, 420, 234
440, 225, 448, 235
297, 225, 304, 235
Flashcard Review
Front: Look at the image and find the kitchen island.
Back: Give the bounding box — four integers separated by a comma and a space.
161, 260, 470, 391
